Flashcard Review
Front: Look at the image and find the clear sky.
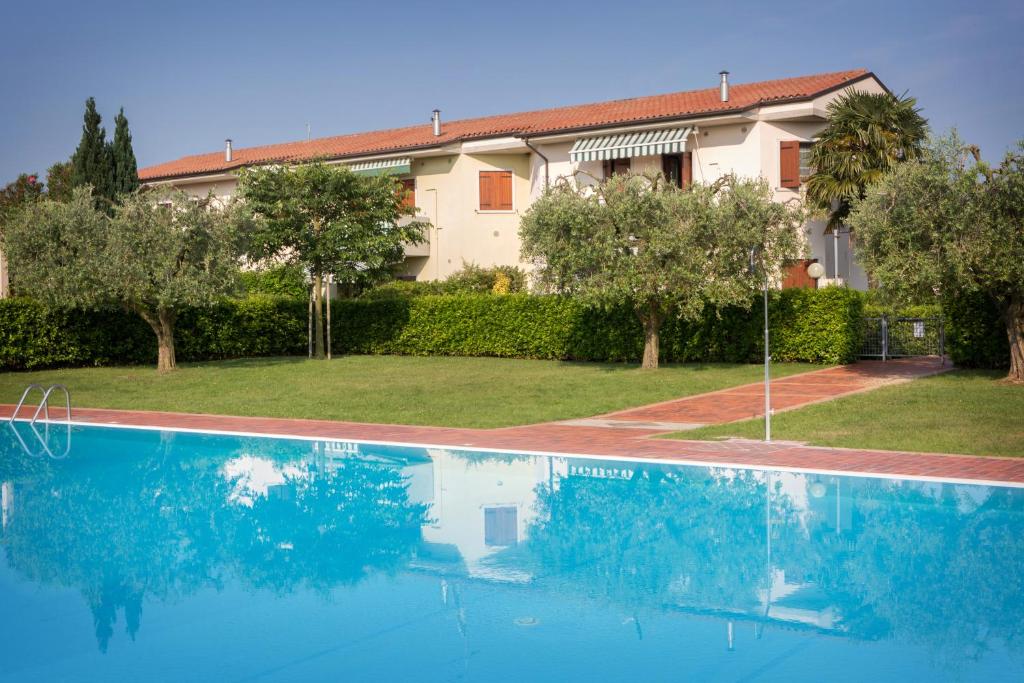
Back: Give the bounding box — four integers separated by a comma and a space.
2, 0, 1021, 183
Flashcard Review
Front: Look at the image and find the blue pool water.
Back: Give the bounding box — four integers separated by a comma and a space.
1, 422, 1023, 682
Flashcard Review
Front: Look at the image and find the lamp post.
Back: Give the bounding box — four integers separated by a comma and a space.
750, 247, 771, 442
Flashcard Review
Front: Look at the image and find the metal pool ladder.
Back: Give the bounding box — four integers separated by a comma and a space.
9, 383, 72, 425
7, 384, 73, 459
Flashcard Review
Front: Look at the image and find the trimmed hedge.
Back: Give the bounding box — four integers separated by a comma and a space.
0, 296, 306, 370
332, 288, 865, 365
0, 288, 866, 370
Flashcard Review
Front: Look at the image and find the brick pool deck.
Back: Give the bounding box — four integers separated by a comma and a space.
5, 357, 1022, 486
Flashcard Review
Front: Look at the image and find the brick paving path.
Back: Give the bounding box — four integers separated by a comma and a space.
4, 356, 1022, 486
595, 357, 950, 427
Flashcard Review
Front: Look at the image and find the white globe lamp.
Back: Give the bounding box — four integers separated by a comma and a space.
807, 262, 826, 280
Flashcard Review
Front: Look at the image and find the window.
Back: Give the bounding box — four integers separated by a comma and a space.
602, 158, 631, 178
779, 141, 801, 188
484, 507, 518, 546
399, 178, 416, 211
662, 153, 693, 189
479, 170, 513, 211
799, 142, 814, 181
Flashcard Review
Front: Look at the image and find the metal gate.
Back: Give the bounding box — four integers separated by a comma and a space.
861, 315, 945, 360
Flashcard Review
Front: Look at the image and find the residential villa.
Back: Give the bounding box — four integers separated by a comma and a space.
138, 69, 888, 289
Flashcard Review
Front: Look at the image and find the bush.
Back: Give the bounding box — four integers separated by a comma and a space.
239, 264, 307, 299
333, 288, 865, 365
944, 292, 1009, 369
361, 263, 529, 300
0, 296, 306, 370
0, 288, 866, 370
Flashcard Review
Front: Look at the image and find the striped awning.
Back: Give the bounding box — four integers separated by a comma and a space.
569, 127, 693, 162
346, 157, 412, 176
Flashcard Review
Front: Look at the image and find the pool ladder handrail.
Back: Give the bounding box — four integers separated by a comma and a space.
7, 384, 73, 460
9, 383, 72, 425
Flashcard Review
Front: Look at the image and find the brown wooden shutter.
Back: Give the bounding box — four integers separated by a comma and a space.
399, 178, 416, 210
682, 151, 693, 188
780, 141, 801, 188
480, 171, 512, 210
479, 172, 494, 210
781, 259, 817, 289
495, 171, 513, 210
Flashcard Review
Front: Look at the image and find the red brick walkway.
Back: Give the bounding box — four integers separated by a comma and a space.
4, 356, 1022, 487
596, 357, 950, 427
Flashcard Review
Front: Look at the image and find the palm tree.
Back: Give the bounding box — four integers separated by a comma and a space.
806, 90, 928, 231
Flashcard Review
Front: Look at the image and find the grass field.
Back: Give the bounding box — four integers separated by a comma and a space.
0, 356, 816, 429
665, 370, 1024, 457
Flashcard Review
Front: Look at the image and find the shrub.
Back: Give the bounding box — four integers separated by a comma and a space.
770, 287, 864, 364
0, 288, 865, 370
360, 263, 529, 300
0, 296, 305, 370
239, 264, 308, 299
333, 288, 865, 365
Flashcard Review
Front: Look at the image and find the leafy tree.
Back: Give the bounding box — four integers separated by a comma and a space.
111, 108, 139, 195
3, 188, 243, 371
0, 173, 44, 222
70, 97, 115, 205
806, 90, 928, 231
848, 136, 1024, 382
520, 172, 803, 368
45, 160, 75, 202
237, 161, 425, 359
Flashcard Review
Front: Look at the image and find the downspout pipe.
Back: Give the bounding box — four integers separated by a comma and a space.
522, 138, 549, 189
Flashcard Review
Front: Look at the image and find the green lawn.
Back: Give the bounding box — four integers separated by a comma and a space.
0, 356, 816, 429
665, 370, 1024, 457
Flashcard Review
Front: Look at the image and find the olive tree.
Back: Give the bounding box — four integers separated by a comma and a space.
237, 162, 425, 359
3, 188, 242, 371
848, 136, 1024, 382
520, 172, 803, 368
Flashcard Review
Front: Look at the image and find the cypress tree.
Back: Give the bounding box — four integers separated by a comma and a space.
112, 108, 139, 195
70, 97, 115, 203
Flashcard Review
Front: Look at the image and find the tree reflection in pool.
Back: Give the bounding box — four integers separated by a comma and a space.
1, 422, 1022, 682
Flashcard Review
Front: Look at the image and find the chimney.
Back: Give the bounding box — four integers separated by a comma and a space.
225, 139, 233, 162
432, 109, 442, 137
719, 71, 730, 103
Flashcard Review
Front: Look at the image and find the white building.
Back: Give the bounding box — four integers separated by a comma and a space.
140, 69, 890, 289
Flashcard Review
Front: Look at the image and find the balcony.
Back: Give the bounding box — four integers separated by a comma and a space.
399, 214, 431, 258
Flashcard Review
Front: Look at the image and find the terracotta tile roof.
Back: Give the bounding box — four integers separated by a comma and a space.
139, 69, 872, 181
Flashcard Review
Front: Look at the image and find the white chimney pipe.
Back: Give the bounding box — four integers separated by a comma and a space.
719, 71, 730, 103
432, 109, 441, 137
225, 139, 233, 162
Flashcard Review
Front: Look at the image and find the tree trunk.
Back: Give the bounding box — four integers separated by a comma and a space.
156, 309, 176, 372
638, 303, 664, 370
1005, 296, 1024, 383
138, 306, 177, 372
312, 270, 325, 359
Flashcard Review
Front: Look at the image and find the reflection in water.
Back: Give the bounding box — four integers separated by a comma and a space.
1, 423, 1023, 681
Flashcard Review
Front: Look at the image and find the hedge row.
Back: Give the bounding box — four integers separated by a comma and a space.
0, 296, 307, 370
0, 288, 866, 370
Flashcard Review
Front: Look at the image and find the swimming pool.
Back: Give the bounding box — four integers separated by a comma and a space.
1, 422, 1022, 682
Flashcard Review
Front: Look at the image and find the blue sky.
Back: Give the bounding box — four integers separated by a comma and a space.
1, 0, 1021, 183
